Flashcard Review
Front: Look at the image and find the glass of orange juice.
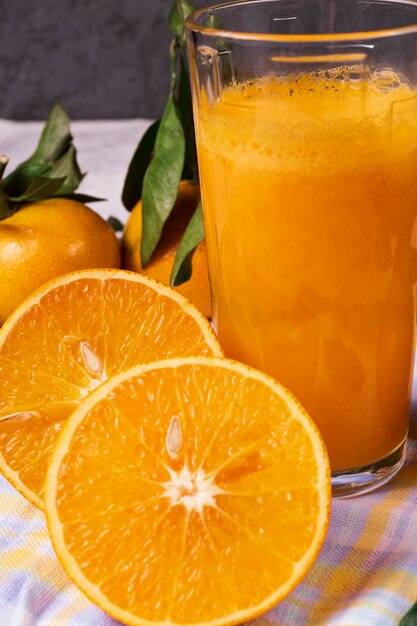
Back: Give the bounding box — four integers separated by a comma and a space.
186, 0, 417, 496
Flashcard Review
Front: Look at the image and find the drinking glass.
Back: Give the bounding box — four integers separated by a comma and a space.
186, 0, 417, 496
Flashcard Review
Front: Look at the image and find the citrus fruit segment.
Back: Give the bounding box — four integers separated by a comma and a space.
45, 357, 330, 626
0, 270, 222, 508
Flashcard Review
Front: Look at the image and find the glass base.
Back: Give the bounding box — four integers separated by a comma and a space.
331, 440, 407, 498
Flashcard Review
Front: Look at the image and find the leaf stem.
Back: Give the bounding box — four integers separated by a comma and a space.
0, 156, 9, 181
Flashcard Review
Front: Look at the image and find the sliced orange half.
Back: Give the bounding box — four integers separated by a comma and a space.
45, 357, 330, 626
0, 270, 221, 508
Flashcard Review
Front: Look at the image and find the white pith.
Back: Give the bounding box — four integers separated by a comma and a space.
162, 465, 224, 513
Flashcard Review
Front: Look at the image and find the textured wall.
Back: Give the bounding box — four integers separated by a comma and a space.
0, 0, 204, 120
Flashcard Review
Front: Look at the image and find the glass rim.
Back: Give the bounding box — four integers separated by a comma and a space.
185, 0, 417, 43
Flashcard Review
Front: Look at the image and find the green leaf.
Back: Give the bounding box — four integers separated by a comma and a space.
8, 176, 67, 203
171, 201, 204, 286
400, 602, 417, 625
22, 102, 72, 166
0, 188, 11, 219
129, 1, 199, 271
63, 193, 105, 203
2, 150, 81, 203
2, 163, 52, 199
0, 102, 100, 220
122, 120, 160, 211
177, 48, 198, 181
141, 94, 186, 267
48, 145, 84, 196
168, 0, 196, 43
107, 216, 124, 232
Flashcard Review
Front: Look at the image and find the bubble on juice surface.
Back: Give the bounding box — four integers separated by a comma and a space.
197, 67, 417, 174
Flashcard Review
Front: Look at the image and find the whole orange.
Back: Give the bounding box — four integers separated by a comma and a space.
122, 181, 211, 317
0, 198, 121, 324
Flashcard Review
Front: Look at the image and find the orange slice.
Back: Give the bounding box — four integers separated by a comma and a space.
45, 357, 330, 626
0, 270, 222, 508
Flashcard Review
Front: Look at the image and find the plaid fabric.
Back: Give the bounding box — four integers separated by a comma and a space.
1, 410, 417, 626
272, 411, 417, 626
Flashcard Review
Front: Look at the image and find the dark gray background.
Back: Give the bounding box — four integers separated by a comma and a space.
0, 0, 206, 120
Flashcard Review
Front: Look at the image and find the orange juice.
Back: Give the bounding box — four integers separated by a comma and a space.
195, 70, 417, 471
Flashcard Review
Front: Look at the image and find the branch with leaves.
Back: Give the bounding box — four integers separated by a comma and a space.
122, 0, 204, 287
0, 103, 101, 221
